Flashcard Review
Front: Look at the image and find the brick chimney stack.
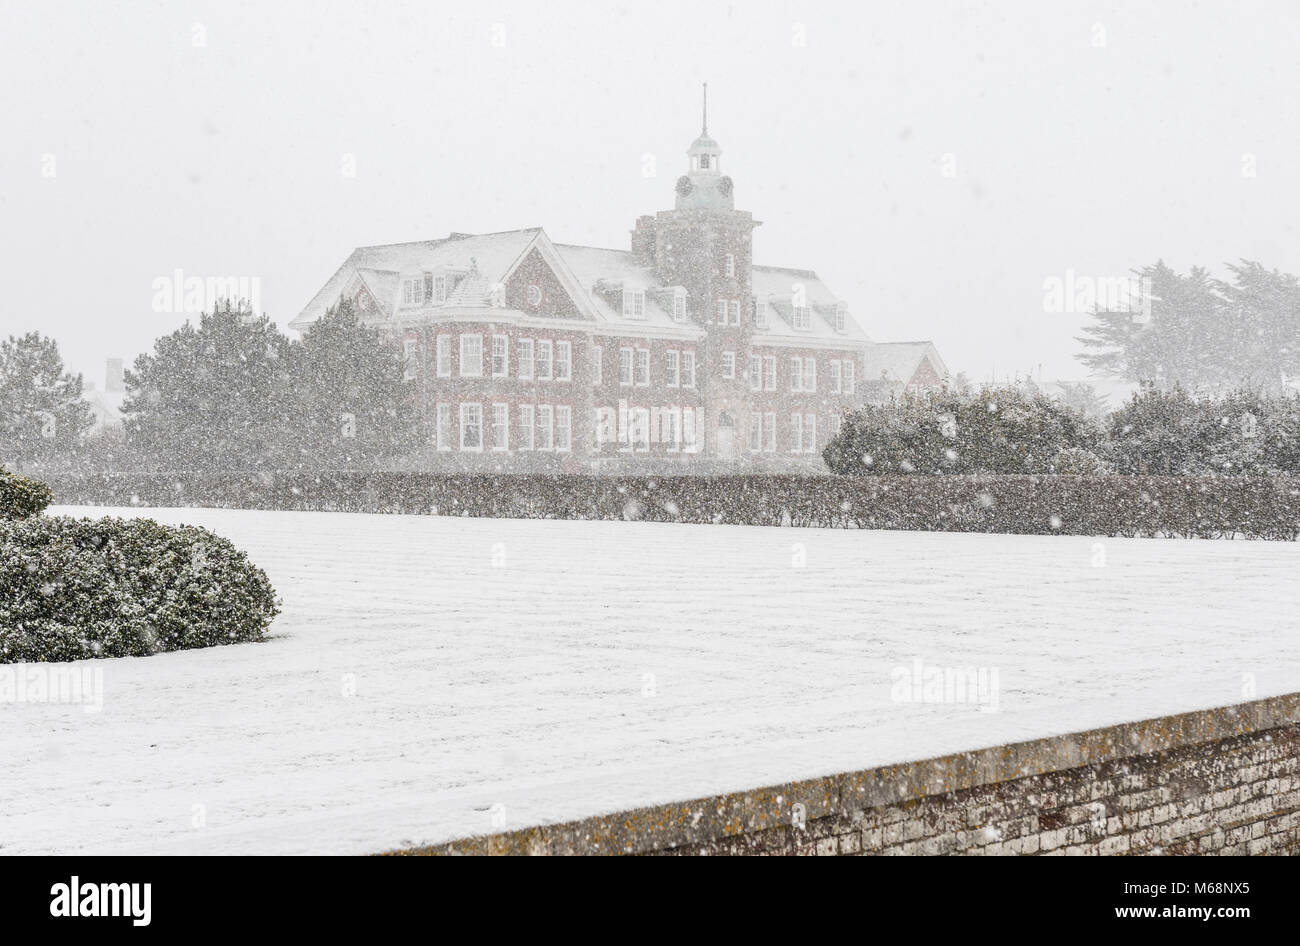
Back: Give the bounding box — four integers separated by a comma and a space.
630, 215, 656, 266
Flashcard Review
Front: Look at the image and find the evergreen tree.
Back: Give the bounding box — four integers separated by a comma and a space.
0, 332, 94, 470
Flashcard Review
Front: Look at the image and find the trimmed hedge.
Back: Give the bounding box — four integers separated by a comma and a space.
0, 466, 52, 520
0, 515, 281, 663
38, 471, 1300, 540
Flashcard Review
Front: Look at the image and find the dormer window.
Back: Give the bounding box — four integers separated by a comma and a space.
401, 278, 422, 306
754, 298, 768, 330
434, 275, 448, 303
834, 302, 847, 333
792, 305, 811, 331
672, 290, 687, 322
622, 289, 646, 319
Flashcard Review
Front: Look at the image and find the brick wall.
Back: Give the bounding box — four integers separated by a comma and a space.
386, 693, 1300, 856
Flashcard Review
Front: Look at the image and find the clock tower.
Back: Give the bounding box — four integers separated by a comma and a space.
632, 85, 758, 458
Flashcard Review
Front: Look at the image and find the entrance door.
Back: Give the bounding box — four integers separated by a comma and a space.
716, 412, 736, 459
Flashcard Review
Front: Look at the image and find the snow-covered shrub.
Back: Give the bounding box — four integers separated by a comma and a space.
0, 515, 280, 662
1050, 447, 1113, 475
0, 466, 52, 520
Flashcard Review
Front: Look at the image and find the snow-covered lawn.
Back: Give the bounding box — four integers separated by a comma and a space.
4, 506, 1300, 855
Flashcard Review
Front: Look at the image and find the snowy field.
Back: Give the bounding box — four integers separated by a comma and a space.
4, 505, 1300, 856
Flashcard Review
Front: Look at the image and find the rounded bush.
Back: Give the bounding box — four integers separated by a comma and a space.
0, 515, 280, 663
0, 466, 52, 520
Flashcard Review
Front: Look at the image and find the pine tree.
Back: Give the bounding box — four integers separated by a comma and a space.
0, 332, 94, 470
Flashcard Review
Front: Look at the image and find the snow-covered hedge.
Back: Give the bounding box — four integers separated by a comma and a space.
0, 466, 52, 520
37, 471, 1300, 540
0, 515, 280, 663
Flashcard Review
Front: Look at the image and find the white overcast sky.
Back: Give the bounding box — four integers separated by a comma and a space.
3, 0, 1298, 393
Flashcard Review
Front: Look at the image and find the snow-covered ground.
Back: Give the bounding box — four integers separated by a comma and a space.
3, 506, 1299, 855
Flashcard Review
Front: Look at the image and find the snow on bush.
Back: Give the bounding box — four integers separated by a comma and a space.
0, 466, 52, 520
0, 515, 280, 662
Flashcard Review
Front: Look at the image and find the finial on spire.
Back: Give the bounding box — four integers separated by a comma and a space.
702, 82, 708, 135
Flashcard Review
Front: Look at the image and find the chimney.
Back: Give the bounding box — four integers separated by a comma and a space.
105, 358, 124, 393
630, 215, 656, 266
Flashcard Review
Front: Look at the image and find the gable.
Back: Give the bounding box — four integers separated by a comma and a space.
504, 247, 584, 319
909, 355, 942, 387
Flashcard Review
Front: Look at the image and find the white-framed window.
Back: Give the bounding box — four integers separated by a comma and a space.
662, 406, 681, 452
518, 405, 535, 450
491, 335, 509, 377
537, 405, 554, 450
402, 278, 422, 306
436, 403, 451, 451
403, 339, 417, 381
749, 413, 762, 452
436, 335, 451, 377
526, 285, 543, 306
831, 360, 842, 393
622, 289, 645, 318
665, 350, 680, 387
729, 300, 740, 324
460, 334, 483, 377
672, 291, 687, 322
790, 413, 803, 453
722, 351, 735, 379
634, 348, 650, 387
843, 360, 855, 395
749, 354, 762, 391
628, 408, 649, 452
754, 299, 768, 329
619, 347, 633, 386
460, 403, 483, 451
725, 253, 735, 278
716, 299, 728, 323
518, 338, 534, 380
536, 339, 553, 380
682, 350, 696, 388
682, 407, 697, 451
804, 414, 817, 453
592, 345, 602, 384
793, 305, 811, 331
834, 303, 846, 333
555, 341, 572, 381
433, 275, 448, 303
790, 357, 803, 393
804, 357, 816, 392
763, 412, 776, 452
491, 403, 509, 451
763, 356, 776, 391
555, 405, 572, 452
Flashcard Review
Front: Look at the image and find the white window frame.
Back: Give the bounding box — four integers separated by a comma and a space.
622, 289, 646, 319
634, 348, 650, 387
716, 299, 728, 323
749, 354, 762, 391
844, 360, 855, 395
433, 275, 447, 303
831, 360, 842, 394
682, 350, 696, 388
729, 300, 740, 324
834, 303, 846, 333
764, 356, 776, 392
460, 334, 483, 378
749, 413, 762, 452
790, 357, 803, 393
754, 299, 768, 329
804, 357, 816, 392
518, 404, 535, 450
491, 335, 509, 378
555, 405, 572, 452
665, 350, 680, 388
672, 291, 687, 323
403, 339, 417, 381
536, 339, 553, 381
537, 404, 554, 451
489, 403, 508, 451
460, 403, 483, 452
619, 347, 633, 386
804, 413, 817, 453
436, 403, 451, 451
725, 253, 735, 278
592, 345, 602, 384
402, 278, 421, 306
436, 335, 451, 378
722, 351, 735, 379
763, 412, 776, 452
791, 413, 803, 454
793, 305, 811, 331
518, 338, 534, 380
555, 340, 572, 381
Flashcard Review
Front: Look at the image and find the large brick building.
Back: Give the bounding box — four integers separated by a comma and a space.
292, 99, 945, 471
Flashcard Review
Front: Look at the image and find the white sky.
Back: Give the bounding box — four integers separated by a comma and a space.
3, 0, 1298, 393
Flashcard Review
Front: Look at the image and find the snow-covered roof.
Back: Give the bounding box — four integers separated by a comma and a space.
294, 228, 869, 348
862, 340, 949, 384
